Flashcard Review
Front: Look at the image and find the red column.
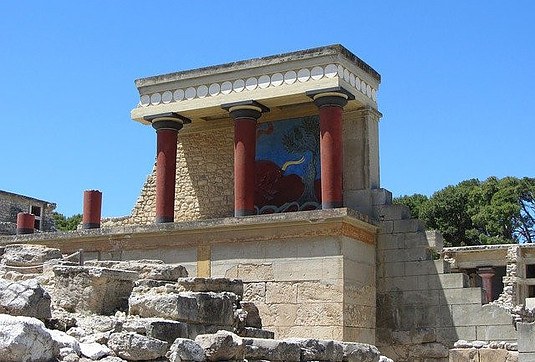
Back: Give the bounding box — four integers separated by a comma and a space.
309, 90, 350, 209
478, 267, 495, 304
16, 212, 35, 234
234, 117, 257, 216
145, 113, 190, 223
223, 101, 269, 217
82, 190, 102, 229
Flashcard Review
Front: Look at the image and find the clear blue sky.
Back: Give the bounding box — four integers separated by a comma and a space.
1, 2, 533, 217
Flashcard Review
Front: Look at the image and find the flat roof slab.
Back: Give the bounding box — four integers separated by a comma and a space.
131, 44, 381, 124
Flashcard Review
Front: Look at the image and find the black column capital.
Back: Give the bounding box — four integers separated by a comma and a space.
306, 87, 354, 108
222, 100, 269, 120
144, 112, 191, 131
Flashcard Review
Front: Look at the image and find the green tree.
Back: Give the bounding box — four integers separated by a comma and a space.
394, 177, 535, 246
393, 193, 429, 219
52, 212, 82, 231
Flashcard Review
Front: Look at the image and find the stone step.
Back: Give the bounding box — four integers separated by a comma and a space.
374, 204, 411, 221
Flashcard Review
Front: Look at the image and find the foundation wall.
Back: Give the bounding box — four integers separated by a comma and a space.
375, 204, 517, 362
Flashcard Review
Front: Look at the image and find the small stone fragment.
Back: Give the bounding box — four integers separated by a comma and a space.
195, 330, 245, 361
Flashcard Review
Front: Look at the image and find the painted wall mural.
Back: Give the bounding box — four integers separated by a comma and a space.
255, 116, 321, 214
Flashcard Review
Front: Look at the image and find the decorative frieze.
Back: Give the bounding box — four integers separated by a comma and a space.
138, 63, 377, 108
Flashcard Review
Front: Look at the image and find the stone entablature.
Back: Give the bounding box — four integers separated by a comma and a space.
132, 45, 380, 125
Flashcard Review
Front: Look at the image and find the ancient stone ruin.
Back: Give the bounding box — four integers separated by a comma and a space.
0, 243, 391, 361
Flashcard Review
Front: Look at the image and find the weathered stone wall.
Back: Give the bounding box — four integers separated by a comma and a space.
375, 203, 517, 362
0, 191, 56, 234
209, 235, 376, 344
124, 123, 234, 225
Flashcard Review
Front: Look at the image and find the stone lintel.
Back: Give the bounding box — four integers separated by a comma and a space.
131, 45, 380, 125
0, 208, 378, 254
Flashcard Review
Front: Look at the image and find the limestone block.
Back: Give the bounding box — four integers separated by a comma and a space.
440, 288, 482, 305
425, 230, 445, 250
374, 204, 411, 221
431, 273, 469, 290
287, 325, 344, 341
344, 284, 375, 306
167, 338, 206, 362
0, 314, 59, 362
239, 301, 262, 328
378, 221, 394, 234
404, 260, 441, 276
344, 327, 376, 345
128, 288, 237, 327
449, 348, 478, 362
381, 276, 418, 292
295, 302, 343, 326
108, 332, 168, 361
243, 338, 301, 361
0, 278, 51, 319
256, 302, 298, 327
479, 348, 519, 362
174, 277, 243, 297
436, 326, 477, 345
371, 189, 393, 206
518, 322, 535, 352
402, 290, 439, 306
344, 304, 375, 328
146, 319, 189, 344
453, 303, 513, 327
237, 263, 274, 282
52, 265, 138, 315
238, 327, 275, 339
408, 342, 449, 359
243, 282, 266, 303
266, 282, 298, 304
342, 342, 381, 362
376, 233, 403, 250
384, 262, 405, 278
1, 244, 62, 267
85, 260, 188, 281
393, 219, 425, 233
80, 342, 113, 360
285, 338, 344, 361
519, 352, 535, 362
195, 330, 245, 361
49, 329, 81, 356
476, 324, 517, 341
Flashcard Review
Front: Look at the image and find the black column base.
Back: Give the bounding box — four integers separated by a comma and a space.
82, 223, 101, 229
234, 209, 256, 217
155, 216, 174, 223
16, 228, 34, 235
322, 201, 343, 209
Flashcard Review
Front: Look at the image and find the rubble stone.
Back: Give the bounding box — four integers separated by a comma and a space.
129, 287, 237, 327
52, 265, 138, 315
342, 342, 381, 362
0, 314, 59, 362
175, 277, 243, 297
85, 260, 188, 281
0, 278, 51, 319
195, 330, 245, 361
285, 338, 344, 361
107, 331, 168, 361
243, 337, 301, 361
79, 342, 113, 360
1, 244, 62, 266
167, 338, 206, 362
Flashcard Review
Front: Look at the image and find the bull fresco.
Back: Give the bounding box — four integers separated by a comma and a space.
255, 116, 321, 213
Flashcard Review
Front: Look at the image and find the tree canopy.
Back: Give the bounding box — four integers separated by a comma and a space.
394, 177, 535, 246
52, 212, 82, 231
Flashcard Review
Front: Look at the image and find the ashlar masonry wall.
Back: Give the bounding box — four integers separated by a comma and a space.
128, 121, 234, 225
374, 199, 517, 362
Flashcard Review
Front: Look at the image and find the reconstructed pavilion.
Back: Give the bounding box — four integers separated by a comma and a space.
3, 45, 534, 361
